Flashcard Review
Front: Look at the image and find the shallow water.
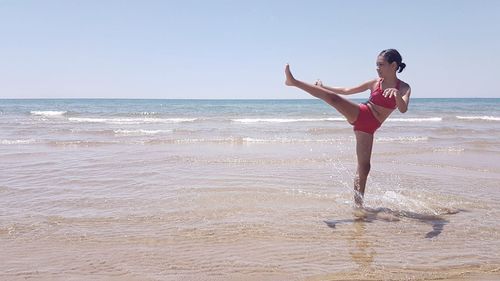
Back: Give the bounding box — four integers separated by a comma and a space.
1, 99, 499, 280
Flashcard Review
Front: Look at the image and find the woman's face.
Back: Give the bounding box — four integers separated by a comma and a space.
376, 56, 397, 78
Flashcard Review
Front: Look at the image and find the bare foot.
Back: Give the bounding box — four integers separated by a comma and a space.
284, 64, 296, 86
352, 206, 368, 218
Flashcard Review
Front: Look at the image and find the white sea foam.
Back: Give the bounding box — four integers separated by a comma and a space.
1, 139, 37, 145
376, 136, 429, 143
114, 129, 172, 136
386, 117, 442, 122
456, 116, 500, 121
433, 146, 465, 153
241, 137, 336, 143
49, 140, 119, 146
30, 111, 67, 117
380, 191, 437, 214
232, 118, 345, 123
142, 137, 345, 145
68, 117, 197, 125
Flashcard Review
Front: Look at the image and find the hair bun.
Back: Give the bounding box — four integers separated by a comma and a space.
398, 62, 406, 73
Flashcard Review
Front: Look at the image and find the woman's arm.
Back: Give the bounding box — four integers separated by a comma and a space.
383, 84, 411, 113
316, 79, 376, 95
395, 86, 411, 113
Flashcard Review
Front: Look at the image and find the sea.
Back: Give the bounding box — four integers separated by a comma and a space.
1, 98, 499, 280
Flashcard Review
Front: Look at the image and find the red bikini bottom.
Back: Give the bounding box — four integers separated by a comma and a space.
351, 103, 381, 135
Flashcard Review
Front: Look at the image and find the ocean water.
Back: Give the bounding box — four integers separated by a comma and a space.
1, 98, 499, 280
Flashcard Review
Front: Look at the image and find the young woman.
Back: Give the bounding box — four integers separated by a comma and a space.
284, 49, 411, 207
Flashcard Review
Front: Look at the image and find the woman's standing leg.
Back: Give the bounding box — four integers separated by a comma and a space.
354, 131, 374, 207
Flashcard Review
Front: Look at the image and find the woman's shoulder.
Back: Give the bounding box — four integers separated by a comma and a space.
367, 78, 380, 91
398, 79, 411, 96
399, 79, 411, 90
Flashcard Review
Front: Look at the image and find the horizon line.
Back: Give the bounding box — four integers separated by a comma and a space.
1, 97, 499, 100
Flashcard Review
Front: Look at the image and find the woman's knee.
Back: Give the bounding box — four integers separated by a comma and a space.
358, 162, 371, 175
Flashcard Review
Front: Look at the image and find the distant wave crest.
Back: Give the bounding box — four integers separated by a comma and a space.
114, 129, 172, 136
30, 111, 67, 117
386, 117, 442, 122
1, 139, 37, 145
68, 117, 197, 125
456, 116, 500, 121
232, 118, 345, 123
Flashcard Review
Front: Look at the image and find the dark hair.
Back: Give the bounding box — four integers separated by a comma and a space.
379, 49, 406, 73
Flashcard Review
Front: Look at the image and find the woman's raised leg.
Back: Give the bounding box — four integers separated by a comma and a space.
353, 131, 374, 207
285, 64, 359, 123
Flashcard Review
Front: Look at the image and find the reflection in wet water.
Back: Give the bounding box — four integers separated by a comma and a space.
348, 221, 375, 270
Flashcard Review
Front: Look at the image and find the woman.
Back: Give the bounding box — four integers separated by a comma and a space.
284, 49, 411, 207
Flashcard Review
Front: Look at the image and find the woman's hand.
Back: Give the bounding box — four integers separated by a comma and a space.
383, 88, 400, 99
314, 79, 323, 87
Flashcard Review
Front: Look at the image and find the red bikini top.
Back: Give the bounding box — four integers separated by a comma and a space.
369, 79, 400, 109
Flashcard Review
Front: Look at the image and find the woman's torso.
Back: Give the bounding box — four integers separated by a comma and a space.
367, 78, 406, 123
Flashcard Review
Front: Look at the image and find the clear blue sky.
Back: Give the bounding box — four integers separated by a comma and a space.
1, 0, 499, 99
